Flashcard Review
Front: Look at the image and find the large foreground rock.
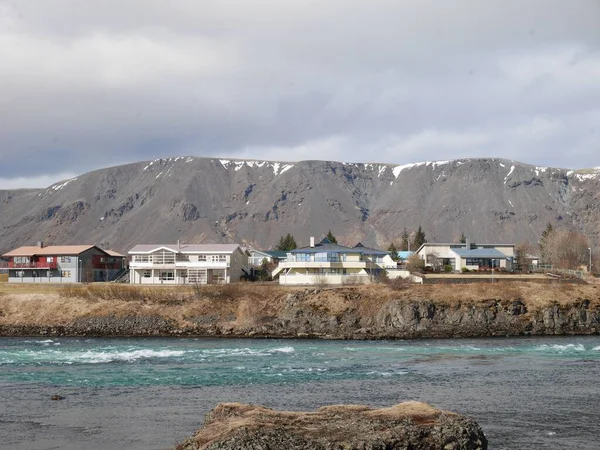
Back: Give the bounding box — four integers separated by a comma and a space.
177, 402, 488, 450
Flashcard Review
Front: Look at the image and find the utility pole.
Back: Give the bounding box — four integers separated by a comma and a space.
589, 248, 592, 274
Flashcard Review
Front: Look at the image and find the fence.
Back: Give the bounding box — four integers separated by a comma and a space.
534, 265, 584, 279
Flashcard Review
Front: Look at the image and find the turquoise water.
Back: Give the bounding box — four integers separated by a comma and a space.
2, 337, 599, 387
1, 336, 600, 449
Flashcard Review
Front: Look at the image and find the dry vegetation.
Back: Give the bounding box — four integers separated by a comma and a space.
0, 281, 598, 330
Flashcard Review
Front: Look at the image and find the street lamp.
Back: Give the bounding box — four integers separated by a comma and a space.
589, 248, 592, 274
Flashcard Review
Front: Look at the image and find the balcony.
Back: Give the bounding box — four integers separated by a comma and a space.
9, 261, 58, 269
130, 261, 229, 269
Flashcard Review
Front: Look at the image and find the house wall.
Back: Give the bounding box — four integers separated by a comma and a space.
418, 245, 457, 260
278, 267, 372, 285
129, 248, 248, 285
9, 254, 79, 283
490, 246, 515, 258
229, 249, 248, 283
249, 251, 272, 267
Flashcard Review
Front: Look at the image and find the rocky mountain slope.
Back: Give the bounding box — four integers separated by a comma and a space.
1, 157, 599, 253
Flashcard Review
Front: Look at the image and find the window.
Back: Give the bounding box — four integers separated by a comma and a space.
61, 256, 72, 263
296, 253, 311, 262
47, 256, 54, 262
159, 271, 174, 281
143, 270, 151, 278
61, 270, 71, 278
14, 256, 29, 264
151, 250, 175, 265
314, 252, 327, 262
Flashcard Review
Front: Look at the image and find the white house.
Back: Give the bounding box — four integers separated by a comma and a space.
272, 237, 397, 285
128, 243, 249, 284
415, 239, 515, 271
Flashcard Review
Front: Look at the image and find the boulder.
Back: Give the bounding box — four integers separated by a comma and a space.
176, 402, 487, 449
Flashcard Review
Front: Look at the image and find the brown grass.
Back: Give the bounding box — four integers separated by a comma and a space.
0, 274, 8, 283
0, 282, 598, 329
0, 283, 67, 295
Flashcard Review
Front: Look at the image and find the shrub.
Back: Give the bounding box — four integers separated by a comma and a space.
461, 267, 470, 273
373, 270, 389, 284
386, 276, 412, 291
406, 254, 425, 273
444, 265, 453, 273
342, 275, 365, 285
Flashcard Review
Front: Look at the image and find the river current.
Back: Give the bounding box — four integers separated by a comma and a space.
1, 336, 599, 449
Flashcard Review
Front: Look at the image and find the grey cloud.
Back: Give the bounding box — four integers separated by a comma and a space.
0, 0, 599, 187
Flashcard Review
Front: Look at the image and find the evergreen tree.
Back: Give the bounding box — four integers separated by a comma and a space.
459, 232, 467, 243
275, 233, 297, 251
539, 223, 554, 263
387, 242, 399, 261
325, 229, 338, 244
400, 227, 410, 251
411, 225, 427, 250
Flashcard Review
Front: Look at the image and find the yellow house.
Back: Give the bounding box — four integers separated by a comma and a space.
272, 237, 396, 285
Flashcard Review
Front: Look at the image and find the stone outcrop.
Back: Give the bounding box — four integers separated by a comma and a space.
176, 402, 488, 450
0, 284, 598, 339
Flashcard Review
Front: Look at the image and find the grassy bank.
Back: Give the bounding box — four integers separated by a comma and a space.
0, 282, 598, 330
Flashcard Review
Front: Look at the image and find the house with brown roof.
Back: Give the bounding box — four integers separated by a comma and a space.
128, 243, 249, 284
2, 242, 126, 283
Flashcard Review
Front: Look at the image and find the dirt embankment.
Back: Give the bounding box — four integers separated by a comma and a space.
0, 282, 599, 338
175, 402, 487, 450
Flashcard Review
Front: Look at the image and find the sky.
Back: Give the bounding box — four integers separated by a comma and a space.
1, 0, 599, 189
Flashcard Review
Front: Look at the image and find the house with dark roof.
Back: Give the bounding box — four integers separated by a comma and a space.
248, 248, 288, 267
272, 237, 396, 285
2, 242, 126, 283
128, 243, 248, 284
415, 239, 515, 271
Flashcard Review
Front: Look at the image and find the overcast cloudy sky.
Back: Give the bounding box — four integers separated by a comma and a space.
1, 0, 599, 188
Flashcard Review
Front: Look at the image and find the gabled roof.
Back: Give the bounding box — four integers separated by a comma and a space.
264, 250, 288, 258
128, 244, 243, 254
3, 245, 105, 257
105, 250, 125, 257
248, 248, 272, 257
291, 242, 388, 256
450, 248, 508, 259
415, 242, 515, 254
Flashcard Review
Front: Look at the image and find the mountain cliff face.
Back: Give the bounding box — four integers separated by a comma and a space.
1, 157, 599, 253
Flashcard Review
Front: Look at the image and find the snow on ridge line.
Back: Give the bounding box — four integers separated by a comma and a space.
218, 159, 295, 175
51, 177, 78, 191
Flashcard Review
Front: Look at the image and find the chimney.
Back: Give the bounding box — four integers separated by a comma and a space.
177, 240, 181, 250
37, 241, 44, 248
309, 237, 315, 248
465, 238, 470, 250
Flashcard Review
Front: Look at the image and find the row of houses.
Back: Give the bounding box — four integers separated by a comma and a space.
1, 237, 523, 285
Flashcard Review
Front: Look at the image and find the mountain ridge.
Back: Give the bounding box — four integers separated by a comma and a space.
1, 156, 599, 254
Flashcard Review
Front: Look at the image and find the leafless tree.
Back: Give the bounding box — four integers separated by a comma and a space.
426, 252, 442, 272
407, 254, 425, 273
514, 242, 535, 272
543, 230, 590, 270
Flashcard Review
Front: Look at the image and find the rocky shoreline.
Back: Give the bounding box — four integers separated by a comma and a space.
175, 402, 488, 450
1, 284, 599, 339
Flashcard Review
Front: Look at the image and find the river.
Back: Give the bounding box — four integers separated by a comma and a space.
1, 336, 599, 449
